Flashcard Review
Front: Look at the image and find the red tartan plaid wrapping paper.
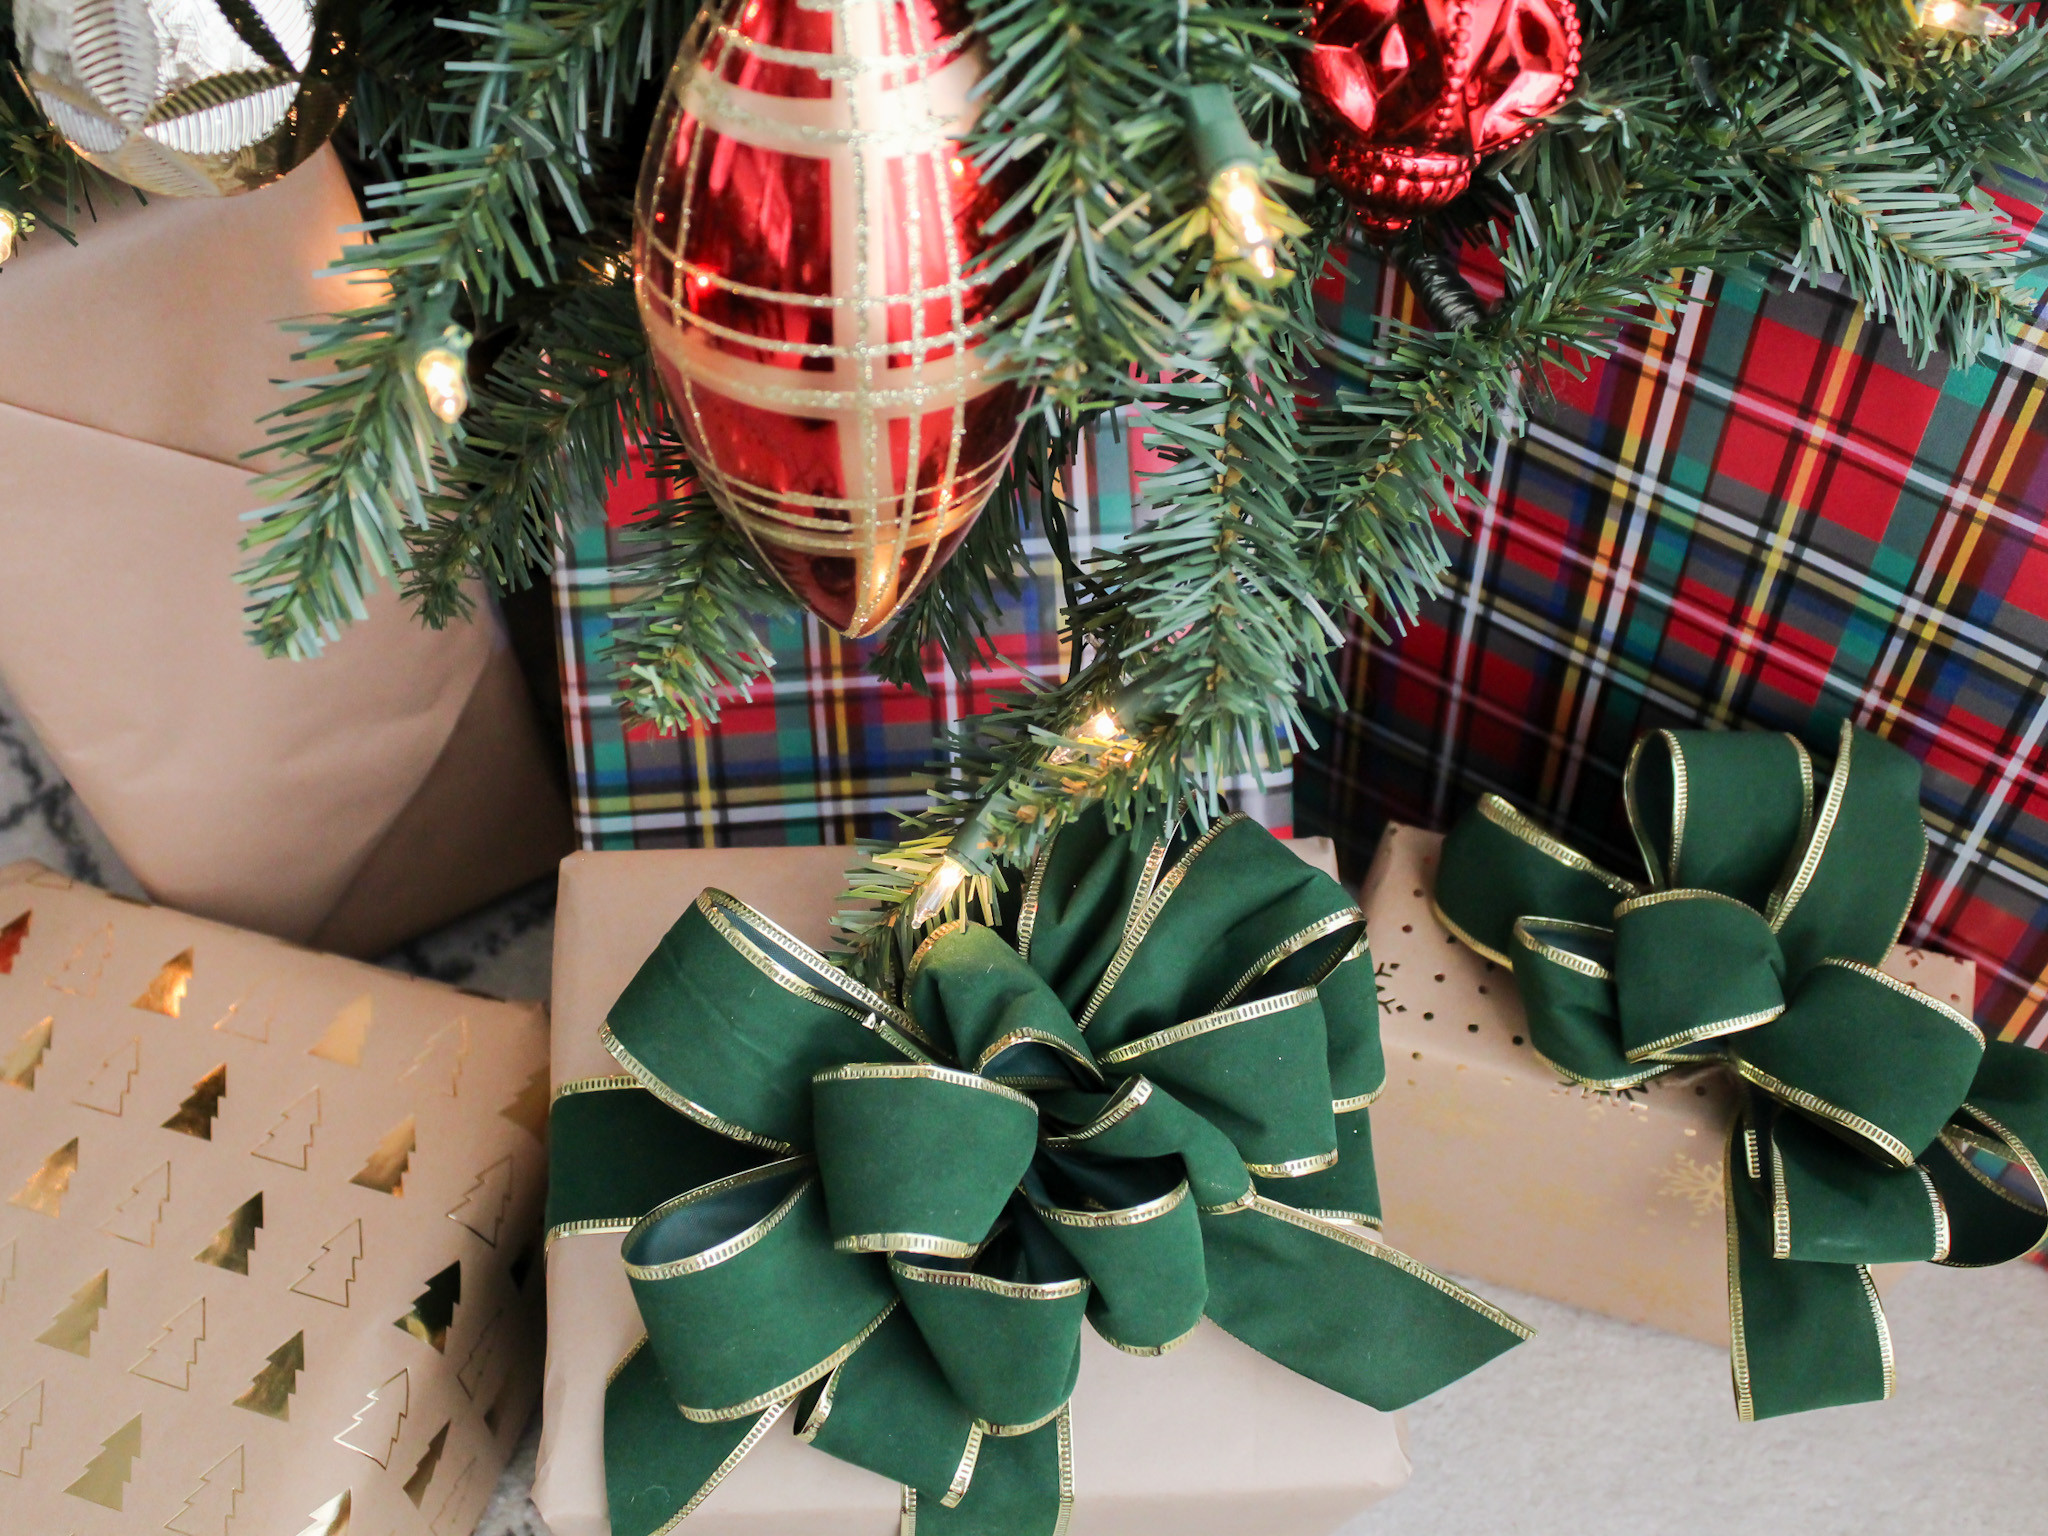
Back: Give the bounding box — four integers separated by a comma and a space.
553, 428, 1292, 852
1297, 176, 2048, 1049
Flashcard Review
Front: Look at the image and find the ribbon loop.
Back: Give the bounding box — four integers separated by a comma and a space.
608, 892, 928, 1151
812, 1065, 1040, 1256
623, 1160, 897, 1421
796, 1310, 982, 1505
1026, 1154, 1208, 1354
1765, 1109, 1948, 1264
1730, 960, 1984, 1166
910, 924, 1102, 1091
1625, 729, 1811, 903
1096, 988, 1339, 1175
1612, 891, 1785, 1061
1436, 795, 1639, 964
890, 1212, 1089, 1429
1040, 1077, 1255, 1210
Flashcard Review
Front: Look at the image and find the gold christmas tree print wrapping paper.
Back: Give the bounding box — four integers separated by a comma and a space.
0, 861, 548, 1535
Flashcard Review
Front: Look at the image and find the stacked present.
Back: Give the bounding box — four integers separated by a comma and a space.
1300, 178, 2048, 1048
0, 860, 548, 1533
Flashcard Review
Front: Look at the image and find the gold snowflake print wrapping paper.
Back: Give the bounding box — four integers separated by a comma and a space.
0, 861, 548, 1535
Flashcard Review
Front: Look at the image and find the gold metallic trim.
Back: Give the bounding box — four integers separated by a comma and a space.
1726, 1056, 1913, 1167
973, 1029, 1103, 1088
1078, 817, 1246, 1029
1789, 735, 1817, 869
1623, 730, 1686, 887
607, 1334, 649, 1389
699, 890, 932, 1050
1815, 957, 1983, 1047
889, 1256, 1089, 1300
942, 1423, 983, 1507
794, 1365, 841, 1444
1014, 843, 1053, 963
1611, 887, 1761, 918
1512, 918, 1614, 980
1042, 1076, 1151, 1146
1770, 1129, 1792, 1260
1430, 900, 1517, 970
1031, 1182, 1188, 1229
1959, 1102, 2048, 1224
679, 1302, 896, 1424
601, 1021, 794, 1153
1770, 720, 1853, 934
978, 1404, 1067, 1437
1937, 1129, 2043, 1223
1297, 1207, 1384, 1230
1243, 1197, 1534, 1338
839, 1233, 982, 1258
1245, 1149, 1342, 1179
1332, 1086, 1385, 1113
1915, 1163, 1952, 1263
1096, 987, 1319, 1066
1742, 1123, 1763, 1184
624, 1160, 815, 1279
1210, 909, 1367, 1012
1479, 795, 1639, 897
1626, 1006, 1782, 1063
813, 1061, 1038, 1112
551, 1074, 640, 1102
1096, 1320, 1202, 1357
544, 1216, 637, 1250
1725, 1129, 1755, 1423
1859, 1264, 1896, 1403
1529, 1040, 1670, 1092
1196, 1188, 1259, 1216
1053, 1406, 1074, 1536
905, 919, 969, 984
657, 1398, 793, 1534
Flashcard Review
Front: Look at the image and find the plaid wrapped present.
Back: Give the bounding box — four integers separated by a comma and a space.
553, 426, 1293, 850
1298, 178, 2048, 1047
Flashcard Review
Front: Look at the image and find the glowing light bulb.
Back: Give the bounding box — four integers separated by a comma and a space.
1082, 709, 1120, 740
1207, 164, 1286, 285
415, 348, 470, 425
691, 268, 715, 293
910, 856, 970, 926
1920, 0, 2014, 33
0, 210, 17, 264
950, 156, 967, 178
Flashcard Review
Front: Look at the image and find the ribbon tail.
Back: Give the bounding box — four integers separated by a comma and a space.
605, 1341, 790, 1536
1198, 1196, 1530, 1410
1725, 1130, 1892, 1420
903, 1409, 1072, 1536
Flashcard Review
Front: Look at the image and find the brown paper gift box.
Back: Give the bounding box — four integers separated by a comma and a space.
535, 842, 1413, 1536
0, 860, 548, 1536
1360, 823, 1977, 1346
0, 150, 573, 956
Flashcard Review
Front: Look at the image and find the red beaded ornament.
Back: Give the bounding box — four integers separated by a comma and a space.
633, 0, 1024, 637
1300, 0, 1582, 235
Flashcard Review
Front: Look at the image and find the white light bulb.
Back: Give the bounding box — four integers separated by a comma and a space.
0, 210, 18, 265
415, 349, 470, 425
1082, 709, 1120, 740
910, 856, 970, 926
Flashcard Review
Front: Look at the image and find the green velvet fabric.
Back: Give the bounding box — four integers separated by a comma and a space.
566, 804, 1528, 1533
1436, 721, 2048, 1421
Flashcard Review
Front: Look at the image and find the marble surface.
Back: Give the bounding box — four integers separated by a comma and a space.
7, 674, 2046, 1535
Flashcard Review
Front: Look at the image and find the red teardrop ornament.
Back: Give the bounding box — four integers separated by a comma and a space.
633, 0, 1025, 638
1300, 0, 1582, 235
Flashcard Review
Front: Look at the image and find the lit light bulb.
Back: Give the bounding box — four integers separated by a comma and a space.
415, 348, 470, 425
1082, 709, 1121, 741
1207, 164, 1286, 286
1920, 0, 2015, 34
910, 856, 970, 926
0, 210, 19, 265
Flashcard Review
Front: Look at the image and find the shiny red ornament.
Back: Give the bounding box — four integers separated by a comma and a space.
633, 0, 1024, 638
1300, 0, 1581, 235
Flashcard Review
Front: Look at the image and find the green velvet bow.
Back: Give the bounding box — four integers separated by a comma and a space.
1435, 721, 2048, 1420
549, 807, 1530, 1535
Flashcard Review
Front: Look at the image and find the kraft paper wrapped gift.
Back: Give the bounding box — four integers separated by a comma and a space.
535, 840, 1414, 1536
0, 148, 573, 956
1361, 822, 1977, 1346
0, 859, 548, 1536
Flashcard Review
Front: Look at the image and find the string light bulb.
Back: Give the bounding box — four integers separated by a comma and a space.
1183, 84, 1300, 287
1920, 0, 2015, 35
0, 209, 20, 266
909, 854, 970, 927
1081, 708, 1122, 741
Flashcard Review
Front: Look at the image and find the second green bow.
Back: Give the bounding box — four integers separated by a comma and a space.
1436, 720, 2048, 1420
